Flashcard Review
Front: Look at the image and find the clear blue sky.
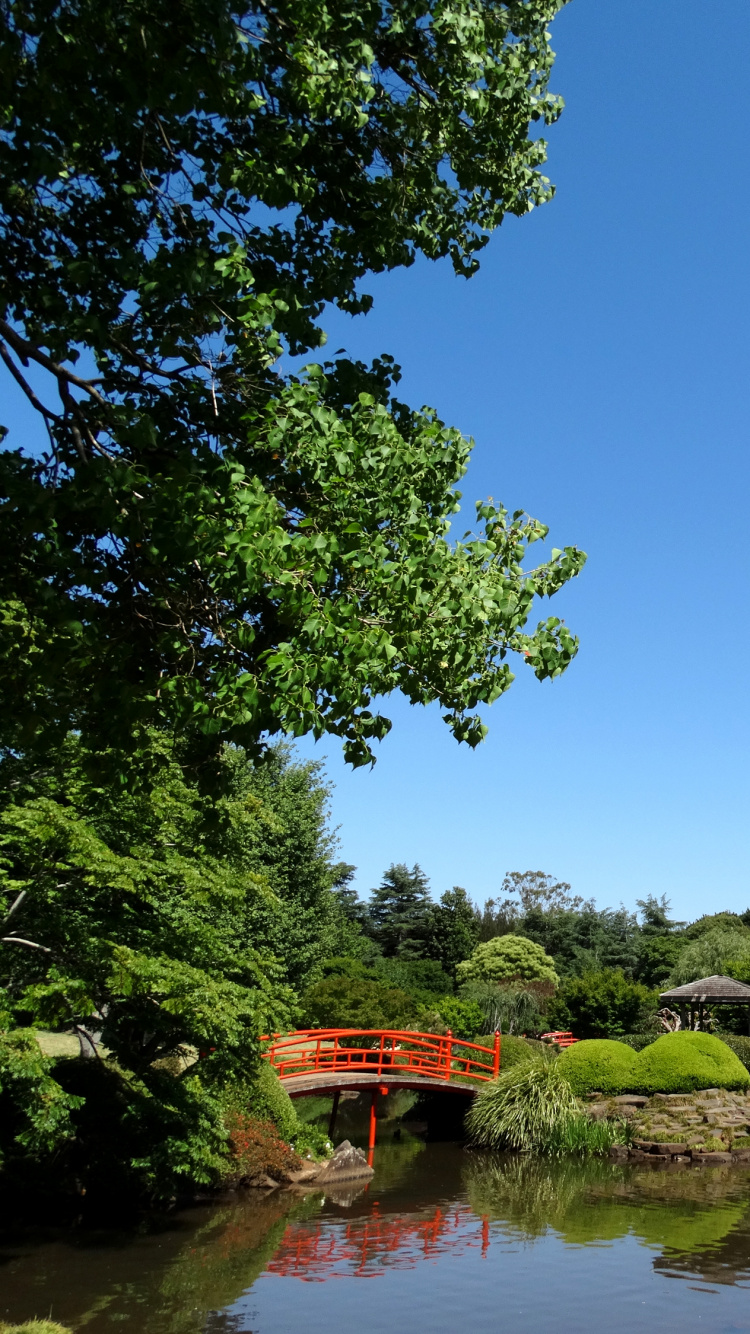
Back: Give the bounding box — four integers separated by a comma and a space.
4, 2, 748, 923
295, 0, 750, 921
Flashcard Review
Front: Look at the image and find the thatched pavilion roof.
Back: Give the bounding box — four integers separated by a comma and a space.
660, 974, 750, 1003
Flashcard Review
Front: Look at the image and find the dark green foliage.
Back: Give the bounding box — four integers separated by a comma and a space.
424, 887, 480, 978
0, 0, 582, 772
546, 970, 658, 1039
0, 736, 352, 1195
618, 1033, 659, 1051
556, 1039, 639, 1096
521, 906, 642, 978
373, 957, 454, 999
632, 1032, 750, 1094
0, 1013, 82, 1170
301, 975, 418, 1031
498, 1035, 541, 1070
368, 864, 432, 958
683, 913, 750, 940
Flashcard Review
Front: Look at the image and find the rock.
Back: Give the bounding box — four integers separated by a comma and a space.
691, 1152, 732, 1164
653, 1143, 687, 1155
283, 1165, 321, 1185
313, 1140, 374, 1186
250, 1173, 281, 1190
633, 1139, 656, 1151
733, 1150, 750, 1163
608, 1144, 629, 1161
610, 1096, 648, 1107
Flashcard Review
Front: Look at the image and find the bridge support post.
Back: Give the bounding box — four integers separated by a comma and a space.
328, 1090, 340, 1142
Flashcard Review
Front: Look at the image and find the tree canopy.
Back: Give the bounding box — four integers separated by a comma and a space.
0, 0, 583, 770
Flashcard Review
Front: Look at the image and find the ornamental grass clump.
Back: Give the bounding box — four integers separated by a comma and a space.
467, 1058, 578, 1154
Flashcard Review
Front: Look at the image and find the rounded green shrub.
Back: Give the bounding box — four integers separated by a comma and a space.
556, 1039, 638, 1095
632, 1031, 750, 1094
719, 1033, 750, 1071
246, 1060, 299, 1141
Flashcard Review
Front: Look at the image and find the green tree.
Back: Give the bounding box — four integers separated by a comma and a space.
301, 975, 418, 1031
0, 0, 583, 772
425, 887, 481, 978
634, 895, 686, 989
0, 735, 351, 1192
546, 970, 657, 1040
457, 935, 559, 987
669, 930, 750, 988
368, 863, 432, 959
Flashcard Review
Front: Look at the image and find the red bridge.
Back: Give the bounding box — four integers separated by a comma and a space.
262, 1028, 501, 1151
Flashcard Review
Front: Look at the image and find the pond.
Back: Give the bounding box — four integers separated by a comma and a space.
3, 1105, 750, 1334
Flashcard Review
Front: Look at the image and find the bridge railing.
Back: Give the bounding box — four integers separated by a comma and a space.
262, 1028, 501, 1083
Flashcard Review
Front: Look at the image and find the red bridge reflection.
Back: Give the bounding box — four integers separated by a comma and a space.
266, 1206, 491, 1280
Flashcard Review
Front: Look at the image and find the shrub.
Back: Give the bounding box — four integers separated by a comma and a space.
224, 1115, 301, 1185
618, 1033, 658, 1052
301, 975, 418, 1030
245, 1061, 299, 1142
467, 1057, 577, 1152
556, 1039, 639, 1096
632, 1032, 750, 1094
424, 996, 486, 1039
546, 970, 658, 1039
498, 1035, 542, 1070
457, 937, 559, 988
718, 1034, 750, 1071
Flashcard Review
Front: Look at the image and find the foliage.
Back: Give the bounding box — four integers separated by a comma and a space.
224, 1115, 301, 1185
0, 0, 582, 772
556, 1039, 639, 1096
502, 870, 588, 915
244, 1061, 299, 1144
669, 930, 750, 986
0, 1010, 82, 1169
546, 969, 658, 1039
424, 887, 480, 979
682, 913, 750, 941
497, 1034, 541, 1070
558, 1032, 750, 1096
367, 864, 432, 958
618, 1033, 659, 1051
457, 935, 558, 987
467, 1056, 577, 1152
545, 1114, 629, 1158
0, 1324, 72, 1334
0, 736, 356, 1195
372, 956, 454, 999
301, 975, 418, 1031
459, 979, 545, 1034
632, 1032, 750, 1095
521, 906, 642, 979
427, 996, 486, 1040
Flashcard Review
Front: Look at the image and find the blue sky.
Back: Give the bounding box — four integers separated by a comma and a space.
3, 2, 748, 923
294, 0, 750, 920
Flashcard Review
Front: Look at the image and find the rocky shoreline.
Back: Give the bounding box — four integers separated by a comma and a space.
247, 1140, 375, 1193
586, 1088, 750, 1165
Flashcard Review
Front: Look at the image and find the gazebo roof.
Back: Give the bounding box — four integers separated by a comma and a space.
660, 974, 750, 1003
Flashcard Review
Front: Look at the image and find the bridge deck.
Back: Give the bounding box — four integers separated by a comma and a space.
283, 1069, 479, 1097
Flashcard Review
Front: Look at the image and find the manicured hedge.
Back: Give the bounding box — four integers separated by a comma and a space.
557, 1032, 750, 1096
247, 1060, 299, 1141
717, 1033, 750, 1072
556, 1039, 638, 1095
633, 1032, 750, 1094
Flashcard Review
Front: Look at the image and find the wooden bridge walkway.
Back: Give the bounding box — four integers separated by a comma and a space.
261, 1028, 501, 1151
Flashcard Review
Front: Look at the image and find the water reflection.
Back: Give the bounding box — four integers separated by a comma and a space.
3, 1145, 750, 1334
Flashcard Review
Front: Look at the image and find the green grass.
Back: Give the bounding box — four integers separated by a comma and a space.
0, 1322, 72, 1334
546, 1114, 630, 1158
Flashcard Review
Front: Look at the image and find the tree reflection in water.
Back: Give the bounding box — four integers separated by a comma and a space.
4, 1146, 750, 1334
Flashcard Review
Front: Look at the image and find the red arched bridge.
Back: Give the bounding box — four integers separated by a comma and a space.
261, 1028, 501, 1152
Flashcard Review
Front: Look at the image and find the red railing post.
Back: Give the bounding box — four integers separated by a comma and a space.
378, 1032, 385, 1075
444, 1029, 452, 1080
493, 1030, 501, 1078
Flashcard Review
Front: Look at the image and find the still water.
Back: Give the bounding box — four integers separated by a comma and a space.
4, 1134, 750, 1333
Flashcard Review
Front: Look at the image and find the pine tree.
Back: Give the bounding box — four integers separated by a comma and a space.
425, 887, 481, 979
368, 864, 432, 958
